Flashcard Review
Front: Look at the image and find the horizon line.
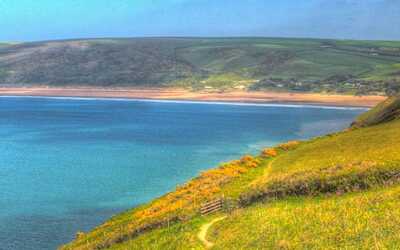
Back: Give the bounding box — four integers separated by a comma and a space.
3, 35, 400, 44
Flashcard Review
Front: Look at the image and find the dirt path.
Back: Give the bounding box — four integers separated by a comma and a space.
196, 156, 278, 248
197, 216, 227, 248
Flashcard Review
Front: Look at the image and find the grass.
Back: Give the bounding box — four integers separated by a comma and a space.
60, 155, 272, 250
1, 37, 399, 94
270, 49, 386, 81
240, 118, 400, 204
352, 95, 400, 127
211, 185, 400, 249
106, 185, 400, 250
170, 73, 257, 90
108, 216, 206, 250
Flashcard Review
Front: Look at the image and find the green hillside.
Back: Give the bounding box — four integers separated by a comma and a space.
210, 185, 400, 249
351, 95, 400, 127
60, 95, 400, 250
1, 38, 400, 94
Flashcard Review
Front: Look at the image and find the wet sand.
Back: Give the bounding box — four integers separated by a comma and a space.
0, 86, 386, 107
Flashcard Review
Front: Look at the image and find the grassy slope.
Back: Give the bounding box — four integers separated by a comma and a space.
109, 216, 206, 250
0, 38, 399, 94
62, 96, 400, 249
211, 185, 400, 249
352, 95, 400, 127
61, 155, 271, 250
239, 118, 400, 205
111, 185, 400, 249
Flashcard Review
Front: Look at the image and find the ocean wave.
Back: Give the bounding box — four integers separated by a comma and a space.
0, 95, 369, 110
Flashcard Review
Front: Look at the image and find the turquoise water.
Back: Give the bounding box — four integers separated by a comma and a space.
0, 97, 364, 250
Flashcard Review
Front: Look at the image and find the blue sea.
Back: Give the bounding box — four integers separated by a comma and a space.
0, 97, 365, 250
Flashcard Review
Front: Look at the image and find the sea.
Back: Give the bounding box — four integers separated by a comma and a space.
0, 96, 365, 250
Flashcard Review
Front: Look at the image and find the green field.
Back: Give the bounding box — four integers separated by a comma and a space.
1, 38, 400, 94
61, 96, 400, 249
211, 185, 400, 249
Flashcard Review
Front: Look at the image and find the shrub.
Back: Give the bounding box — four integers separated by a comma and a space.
62, 156, 263, 250
277, 141, 300, 151
262, 148, 278, 158
239, 161, 400, 206
75, 232, 85, 240
240, 155, 261, 168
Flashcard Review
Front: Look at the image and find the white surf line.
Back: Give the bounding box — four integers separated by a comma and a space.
198, 216, 227, 249
0, 95, 368, 110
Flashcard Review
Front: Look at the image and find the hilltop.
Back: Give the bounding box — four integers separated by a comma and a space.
60, 95, 400, 249
1, 38, 400, 95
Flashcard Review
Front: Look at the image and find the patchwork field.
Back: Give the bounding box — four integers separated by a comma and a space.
1, 38, 400, 95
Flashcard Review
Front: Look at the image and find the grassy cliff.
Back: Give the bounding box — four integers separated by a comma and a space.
61, 95, 400, 249
351, 95, 400, 127
1, 38, 400, 94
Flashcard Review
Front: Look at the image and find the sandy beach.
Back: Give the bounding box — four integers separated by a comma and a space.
0, 86, 386, 107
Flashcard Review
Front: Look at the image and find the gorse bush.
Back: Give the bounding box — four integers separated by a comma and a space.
61, 155, 263, 250
276, 140, 300, 151
239, 155, 260, 168
262, 148, 278, 158
261, 141, 301, 158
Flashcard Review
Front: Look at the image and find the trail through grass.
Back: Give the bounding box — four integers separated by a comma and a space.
210, 185, 400, 249
197, 216, 227, 248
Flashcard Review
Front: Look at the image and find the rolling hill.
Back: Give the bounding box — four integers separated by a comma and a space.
1, 38, 400, 94
60, 95, 400, 249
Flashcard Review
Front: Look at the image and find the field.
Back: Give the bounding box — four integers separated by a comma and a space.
211, 185, 400, 249
61, 96, 400, 250
1, 38, 400, 94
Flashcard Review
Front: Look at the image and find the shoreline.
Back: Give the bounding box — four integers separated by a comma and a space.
0, 86, 386, 107
0, 95, 369, 110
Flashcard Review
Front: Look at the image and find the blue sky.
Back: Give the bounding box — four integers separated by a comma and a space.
0, 0, 399, 41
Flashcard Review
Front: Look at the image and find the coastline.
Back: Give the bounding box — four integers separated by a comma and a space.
0, 86, 386, 107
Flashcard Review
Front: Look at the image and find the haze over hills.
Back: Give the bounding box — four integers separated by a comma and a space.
1, 37, 400, 95
3, 1, 400, 41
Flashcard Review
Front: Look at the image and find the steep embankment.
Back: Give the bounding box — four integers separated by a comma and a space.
1, 38, 400, 94
352, 95, 400, 127
61, 96, 400, 249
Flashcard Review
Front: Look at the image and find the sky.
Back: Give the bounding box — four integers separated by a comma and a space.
0, 0, 399, 41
